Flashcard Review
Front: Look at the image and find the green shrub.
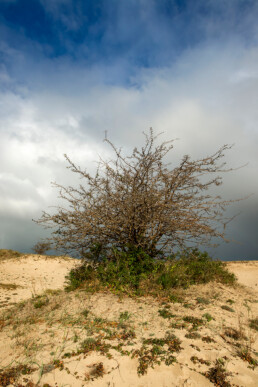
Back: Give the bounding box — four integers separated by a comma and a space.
156, 249, 236, 290
65, 246, 236, 294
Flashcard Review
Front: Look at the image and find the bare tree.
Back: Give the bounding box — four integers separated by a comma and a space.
35, 128, 246, 259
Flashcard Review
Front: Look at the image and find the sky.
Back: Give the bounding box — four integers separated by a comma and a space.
0, 0, 258, 260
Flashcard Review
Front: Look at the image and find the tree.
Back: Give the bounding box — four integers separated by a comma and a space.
35, 128, 245, 260
32, 241, 51, 255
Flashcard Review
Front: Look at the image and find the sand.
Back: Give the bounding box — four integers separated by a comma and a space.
0, 254, 257, 386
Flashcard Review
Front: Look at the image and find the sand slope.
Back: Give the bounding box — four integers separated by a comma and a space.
0, 255, 257, 387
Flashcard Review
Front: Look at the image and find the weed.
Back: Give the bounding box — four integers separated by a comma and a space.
190, 356, 211, 366
185, 332, 201, 339
119, 311, 131, 322
202, 313, 214, 322
226, 299, 235, 305
237, 348, 257, 367
190, 344, 201, 352
132, 333, 182, 375
183, 303, 193, 309
249, 317, 258, 331
0, 249, 22, 261
33, 295, 49, 309
0, 364, 36, 386
85, 362, 105, 381
158, 308, 175, 319
223, 327, 246, 341
0, 283, 20, 290
221, 305, 235, 312
182, 316, 204, 329
80, 338, 111, 355
170, 321, 188, 329
196, 297, 210, 305
204, 359, 231, 387
81, 309, 90, 318
53, 359, 64, 370
169, 294, 184, 303
202, 335, 216, 343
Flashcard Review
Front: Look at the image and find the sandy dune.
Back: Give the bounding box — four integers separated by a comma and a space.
0, 254, 257, 387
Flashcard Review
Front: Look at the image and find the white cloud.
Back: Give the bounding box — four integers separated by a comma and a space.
0, 40, 257, 258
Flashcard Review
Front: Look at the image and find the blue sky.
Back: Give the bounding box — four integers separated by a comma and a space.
0, 0, 258, 260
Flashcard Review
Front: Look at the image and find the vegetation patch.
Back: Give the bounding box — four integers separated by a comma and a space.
0, 364, 36, 386
0, 249, 22, 261
85, 362, 105, 381
170, 321, 188, 329
185, 332, 201, 339
237, 348, 258, 367
202, 335, 216, 343
182, 316, 204, 329
204, 359, 231, 387
32, 295, 49, 309
132, 333, 182, 375
0, 283, 20, 290
158, 308, 175, 319
190, 355, 211, 366
202, 313, 214, 322
196, 297, 210, 305
169, 294, 184, 303
249, 317, 258, 331
221, 305, 235, 313
223, 327, 246, 341
226, 299, 235, 305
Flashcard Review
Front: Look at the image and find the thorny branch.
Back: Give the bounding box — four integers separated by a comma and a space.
34, 128, 248, 259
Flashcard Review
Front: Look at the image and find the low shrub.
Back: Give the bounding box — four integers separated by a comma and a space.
205, 359, 231, 387
65, 246, 236, 295
0, 249, 22, 261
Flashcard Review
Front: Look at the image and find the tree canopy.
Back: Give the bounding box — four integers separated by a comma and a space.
35, 128, 245, 259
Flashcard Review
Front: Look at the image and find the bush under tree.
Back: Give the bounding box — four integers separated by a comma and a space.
35, 128, 244, 291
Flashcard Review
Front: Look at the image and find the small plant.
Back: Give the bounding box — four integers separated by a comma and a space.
80, 338, 111, 355
221, 305, 235, 312
94, 317, 105, 324
249, 317, 258, 331
226, 299, 235, 305
205, 359, 231, 387
223, 327, 246, 341
132, 333, 182, 375
185, 332, 201, 339
183, 303, 193, 309
237, 348, 258, 367
170, 321, 188, 329
169, 294, 184, 303
202, 313, 214, 322
81, 309, 90, 318
0, 364, 36, 386
119, 311, 131, 322
202, 335, 216, 343
191, 356, 210, 365
196, 297, 210, 305
158, 308, 175, 319
85, 362, 105, 380
0, 283, 19, 290
182, 316, 204, 329
33, 295, 49, 309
